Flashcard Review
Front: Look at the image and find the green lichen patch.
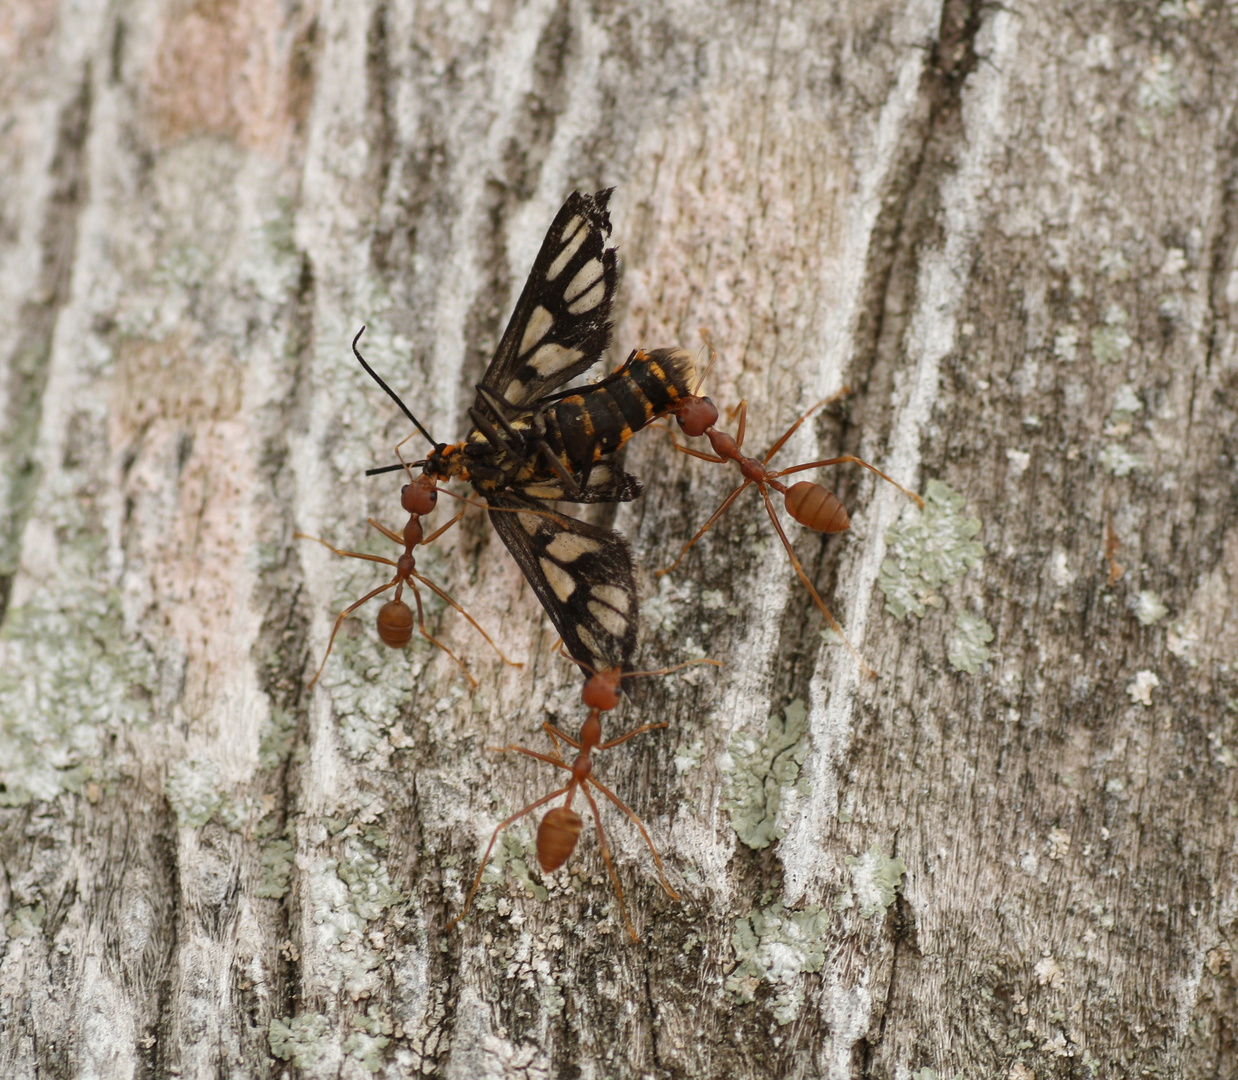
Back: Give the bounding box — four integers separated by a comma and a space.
947, 612, 995, 674
302, 829, 401, 998
258, 706, 299, 770
343, 1006, 394, 1073
0, 589, 155, 805
1132, 590, 1168, 625
477, 829, 549, 911
1090, 305, 1132, 364
723, 699, 810, 850
269, 1012, 331, 1069
674, 740, 703, 774
256, 838, 295, 899
879, 481, 984, 620
336, 833, 401, 921
5, 904, 46, 939
726, 902, 831, 1024
1099, 444, 1142, 477
836, 845, 906, 919
165, 759, 225, 828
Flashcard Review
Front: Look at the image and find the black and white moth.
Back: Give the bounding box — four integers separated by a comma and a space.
360, 190, 696, 676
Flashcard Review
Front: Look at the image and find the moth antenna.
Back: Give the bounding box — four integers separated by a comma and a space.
352, 326, 444, 451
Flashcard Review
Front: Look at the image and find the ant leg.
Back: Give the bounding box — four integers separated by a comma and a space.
296, 532, 399, 569
393, 429, 421, 470
588, 776, 680, 901
543, 722, 583, 752
421, 509, 465, 546
673, 444, 727, 464
497, 744, 574, 771
597, 721, 668, 751
656, 481, 751, 577
409, 584, 478, 688
760, 390, 850, 465
757, 487, 876, 679
367, 519, 405, 545
771, 456, 924, 508
621, 658, 722, 681
307, 578, 399, 689
413, 571, 522, 668
734, 400, 747, 448
446, 785, 571, 931
580, 786, 638, 943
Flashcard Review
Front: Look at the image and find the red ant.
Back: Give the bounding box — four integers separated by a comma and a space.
447, 656, 718, 942
296, 470, 520, 690
658, 334, 923, 675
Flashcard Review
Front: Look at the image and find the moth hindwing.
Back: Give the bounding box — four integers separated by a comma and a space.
487, 492, 637, 674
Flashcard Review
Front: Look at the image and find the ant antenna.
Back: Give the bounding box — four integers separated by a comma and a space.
352, 326, 443, 451
694, 328, 721, 397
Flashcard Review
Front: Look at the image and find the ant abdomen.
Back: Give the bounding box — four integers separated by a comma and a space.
785, 481, 850, 534
537, 807, 583, 872
377, 600, 414, 647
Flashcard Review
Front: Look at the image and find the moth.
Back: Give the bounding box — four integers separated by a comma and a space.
360, 190, 696, 675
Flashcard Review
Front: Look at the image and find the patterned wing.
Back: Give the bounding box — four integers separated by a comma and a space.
480, 190, 618, 409
486, 491, 637, 673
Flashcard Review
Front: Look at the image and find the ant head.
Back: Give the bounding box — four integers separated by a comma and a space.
675, 396, 719, 438
376, 599, 414, 647
402, 475, 438, 516
581, 669, 623, 712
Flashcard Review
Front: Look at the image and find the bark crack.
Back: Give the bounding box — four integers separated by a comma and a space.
0, 67, 93, 625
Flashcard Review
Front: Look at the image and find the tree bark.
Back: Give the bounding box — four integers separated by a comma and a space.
3, 0, 1237, 1077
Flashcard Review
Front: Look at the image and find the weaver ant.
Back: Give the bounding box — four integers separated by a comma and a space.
447, 656, 718, 942
296, 466, 520, 690
658, 334, 923, 675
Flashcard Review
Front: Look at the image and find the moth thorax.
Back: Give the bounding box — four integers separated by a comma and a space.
675, 396, 718, 438
785, 481, 850, 533
582, 672, 622, 712
402, 480, 436, 516
537, 807, 584, 872
376, 600, 414, 647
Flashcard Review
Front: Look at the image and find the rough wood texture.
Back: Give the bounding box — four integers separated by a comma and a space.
3, 0, 1237, 1077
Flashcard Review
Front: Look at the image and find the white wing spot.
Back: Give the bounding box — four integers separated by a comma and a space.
545, 532, 603, 562
519, 305, 554, 355
521, 483, 564, 500
547, 221, 588, 280
560, 214, 584, 242
565, 258, 605, 302
575, 624, 601, 659
591, 585, 629, 613
588, 601, 628, 639
518, 512, 542, 536
528, 343, 584, 376
540, 558, 577, 602
567, 280, 606, 315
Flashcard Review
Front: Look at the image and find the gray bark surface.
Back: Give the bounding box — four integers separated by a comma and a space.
2, 0, 1237, 1077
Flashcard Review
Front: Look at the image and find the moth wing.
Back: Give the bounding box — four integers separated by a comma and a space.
480, 189, 618, 409
486, 491, 637, 673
